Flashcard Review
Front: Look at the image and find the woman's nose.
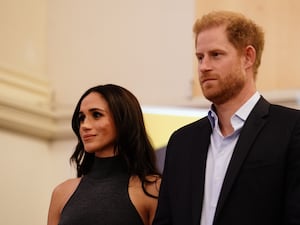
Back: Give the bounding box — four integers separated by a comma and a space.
81, 117, 92, 130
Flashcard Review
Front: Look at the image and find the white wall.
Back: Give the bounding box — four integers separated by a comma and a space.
47, 0, 195, 107
0, 129, 51, 225
0, 128, 76, 225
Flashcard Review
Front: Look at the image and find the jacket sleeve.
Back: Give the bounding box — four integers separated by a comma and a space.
284, 114, 300, 224
152, 140, 173, 225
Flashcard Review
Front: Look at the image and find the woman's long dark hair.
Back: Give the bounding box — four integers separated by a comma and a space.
70, 84, 161, 197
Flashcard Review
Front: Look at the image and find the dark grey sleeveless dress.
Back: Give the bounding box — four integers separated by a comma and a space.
58, 156, 144, 225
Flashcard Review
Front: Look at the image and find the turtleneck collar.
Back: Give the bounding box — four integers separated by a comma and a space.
86, 155, 129, 179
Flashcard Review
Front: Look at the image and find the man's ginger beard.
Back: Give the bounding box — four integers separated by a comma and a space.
200, 66, 246, 105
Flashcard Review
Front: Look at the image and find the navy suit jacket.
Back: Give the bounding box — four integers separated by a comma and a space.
153, 97, 300, 225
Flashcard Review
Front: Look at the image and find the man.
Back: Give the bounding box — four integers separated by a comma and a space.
153, 11, 300, 225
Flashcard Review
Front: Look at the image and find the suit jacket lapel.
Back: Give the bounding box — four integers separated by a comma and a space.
213, 97, 270, 224
191, 119, 212, 225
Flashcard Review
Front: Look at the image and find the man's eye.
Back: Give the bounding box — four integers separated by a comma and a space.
197, 55, 203, 62
212, 52, 221, 57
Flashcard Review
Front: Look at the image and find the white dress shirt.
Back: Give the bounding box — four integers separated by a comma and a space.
200, 92, 260, 225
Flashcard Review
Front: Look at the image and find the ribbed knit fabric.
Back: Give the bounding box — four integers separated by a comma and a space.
58, 156, 144, 225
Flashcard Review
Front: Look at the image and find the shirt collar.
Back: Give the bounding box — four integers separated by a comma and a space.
208, 91, 261, 129
235, 91, 260, 121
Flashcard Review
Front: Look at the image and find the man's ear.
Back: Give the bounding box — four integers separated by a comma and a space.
243, 45, 256, 70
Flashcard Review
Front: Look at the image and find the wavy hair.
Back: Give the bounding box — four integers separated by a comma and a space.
70, 84, 161, 197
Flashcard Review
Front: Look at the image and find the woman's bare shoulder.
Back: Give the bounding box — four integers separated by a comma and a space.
47, 178, 81, 225
128, 175, 161, 225
51, 177, 81, 207
53, 178, 81, 195
130, 175, 161, 197
145, 175, 161, 197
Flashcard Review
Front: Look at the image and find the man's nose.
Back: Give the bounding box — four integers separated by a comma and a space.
198, 57, 211, 73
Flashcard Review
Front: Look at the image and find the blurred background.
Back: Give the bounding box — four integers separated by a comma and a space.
1, 0, 300, 224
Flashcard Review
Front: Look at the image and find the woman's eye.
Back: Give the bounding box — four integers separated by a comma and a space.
78, 114, 85, 123
93, 111, 102, 118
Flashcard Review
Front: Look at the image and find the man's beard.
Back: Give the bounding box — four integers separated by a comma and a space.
201, 69, 246, 105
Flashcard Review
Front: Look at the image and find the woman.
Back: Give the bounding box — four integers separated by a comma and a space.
47, 84, 161, 225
